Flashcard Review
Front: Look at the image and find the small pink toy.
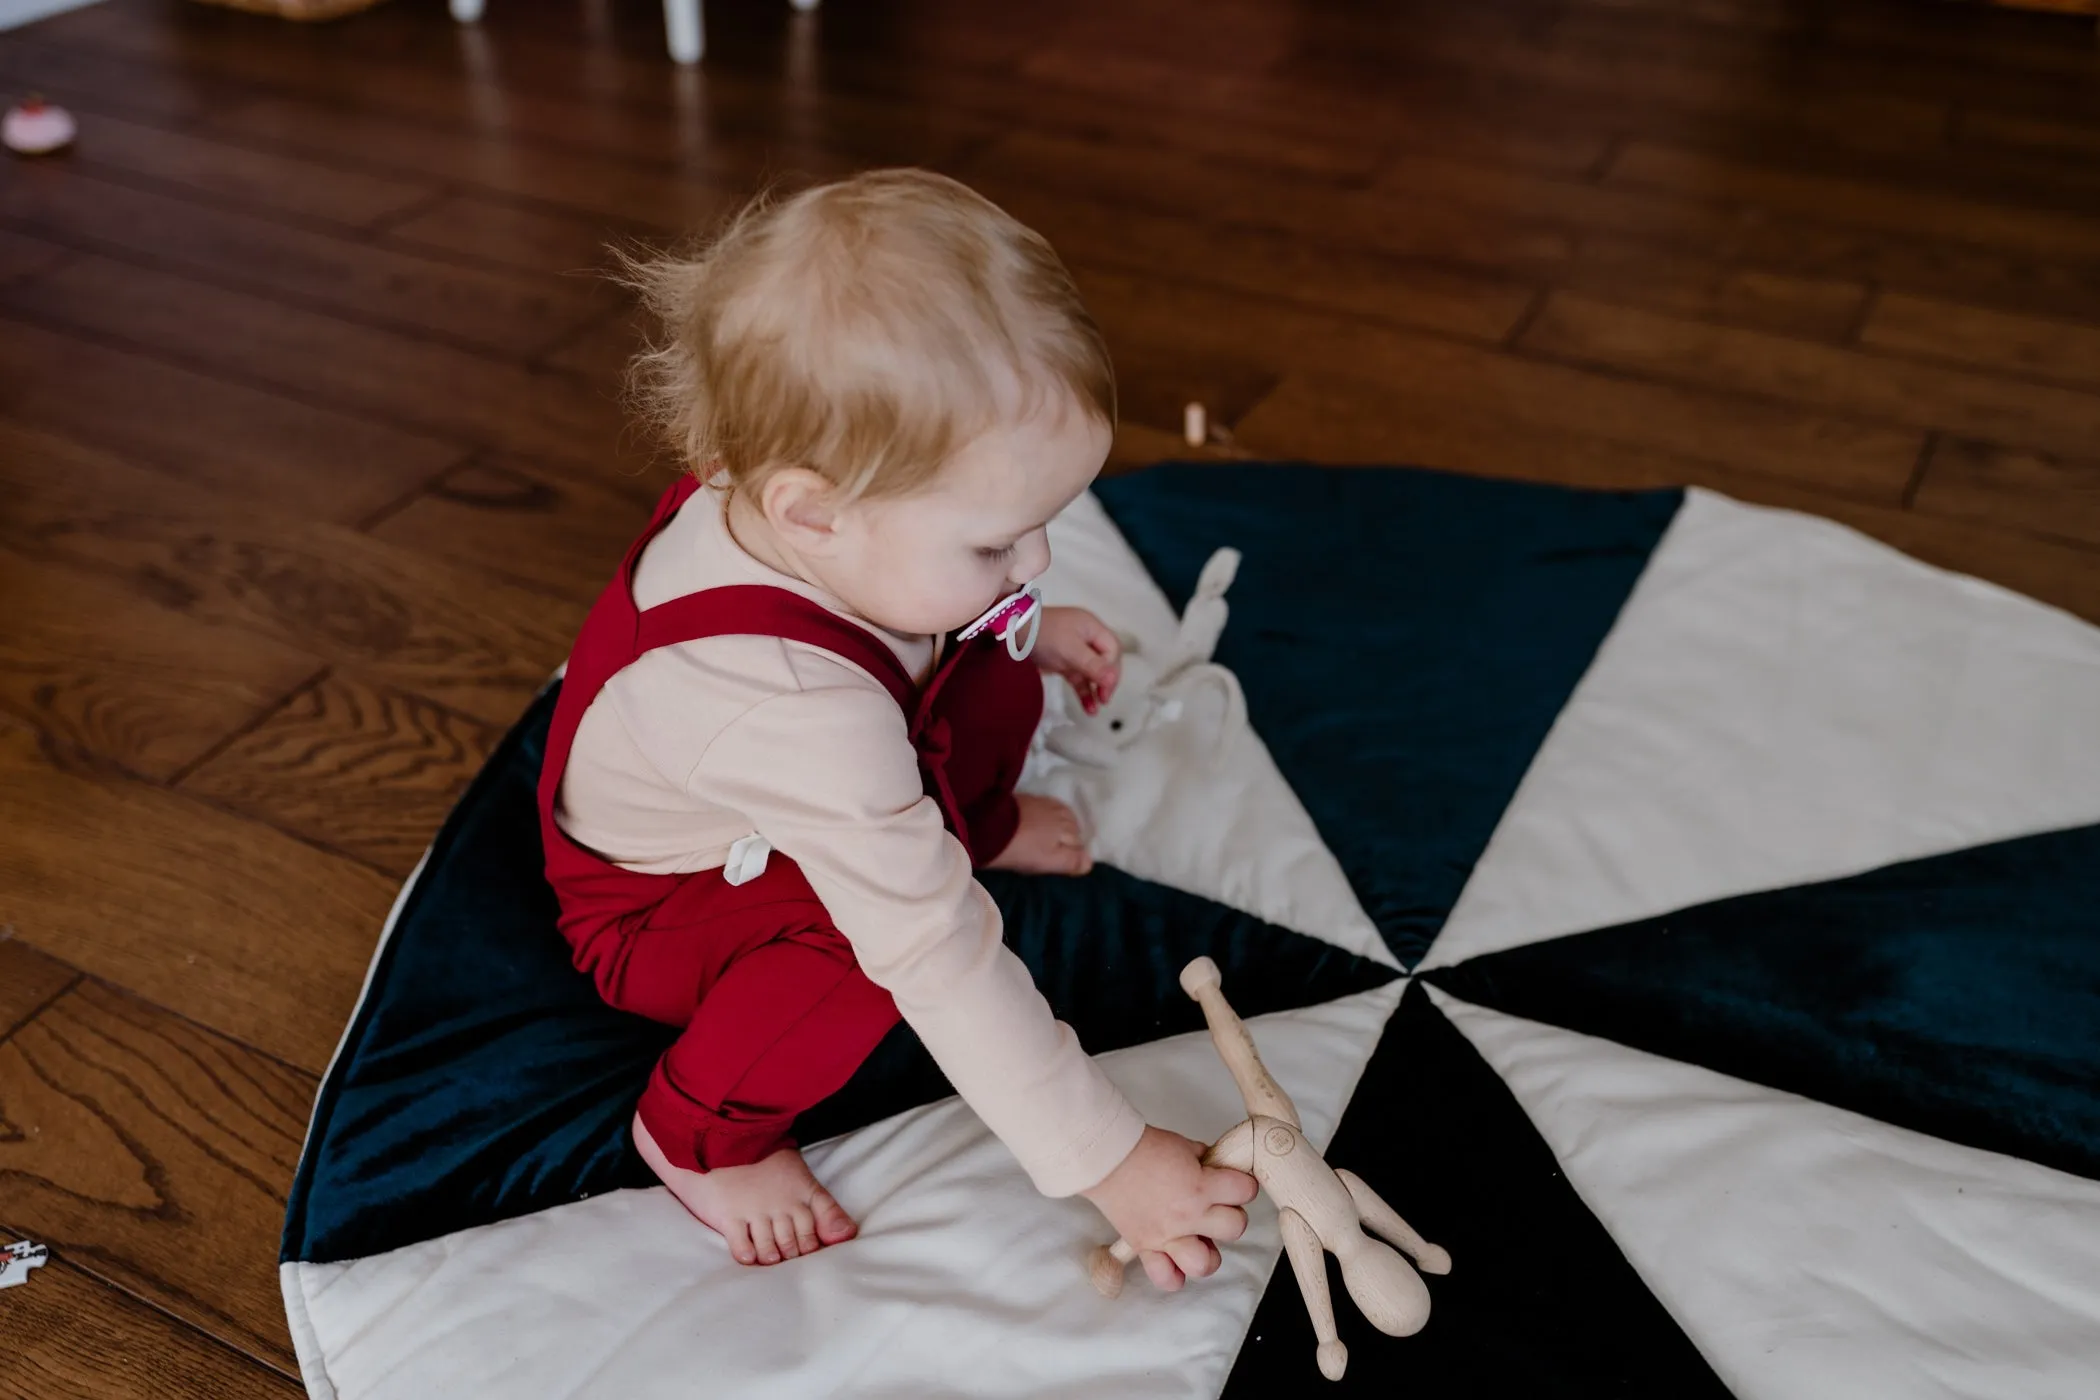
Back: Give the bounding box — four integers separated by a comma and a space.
4, 97, 76, 156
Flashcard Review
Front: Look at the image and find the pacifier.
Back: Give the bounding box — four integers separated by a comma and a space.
959, 582, 1043, 661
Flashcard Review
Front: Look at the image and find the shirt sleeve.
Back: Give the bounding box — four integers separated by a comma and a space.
686, 669, 1144, 1197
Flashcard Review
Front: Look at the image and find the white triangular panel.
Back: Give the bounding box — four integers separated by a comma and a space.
1031, 492, 1395, 968
1428, 985, 2100, 1400
1425, 489, 2100, 970
287, 982, 1403, 1400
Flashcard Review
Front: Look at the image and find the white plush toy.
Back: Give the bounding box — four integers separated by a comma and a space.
1031, 548, 1247, 851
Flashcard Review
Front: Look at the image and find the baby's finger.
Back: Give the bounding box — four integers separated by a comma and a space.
1164, 1234, 1222, 1282
1204, 1164, 1260, 1206
1198, 1203, 1249, 1244
1140, 1248, 1187, 1293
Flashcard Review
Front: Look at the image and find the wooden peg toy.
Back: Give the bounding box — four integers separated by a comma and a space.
1088, 957, 1450, 1382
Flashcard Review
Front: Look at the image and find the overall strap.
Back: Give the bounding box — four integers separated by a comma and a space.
635, 585, 918, 714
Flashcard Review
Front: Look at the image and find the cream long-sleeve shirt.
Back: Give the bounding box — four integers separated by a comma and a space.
556, 484, 1143, 1197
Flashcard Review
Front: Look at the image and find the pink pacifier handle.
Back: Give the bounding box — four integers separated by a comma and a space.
960, 584, 1044, 660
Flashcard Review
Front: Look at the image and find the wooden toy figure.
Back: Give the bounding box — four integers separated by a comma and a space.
1089, 958, 1451, 1381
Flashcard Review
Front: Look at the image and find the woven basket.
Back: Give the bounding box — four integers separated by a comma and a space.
187, 0, 389, 20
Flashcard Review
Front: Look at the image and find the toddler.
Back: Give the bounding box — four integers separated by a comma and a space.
539, 169, 1254, 1291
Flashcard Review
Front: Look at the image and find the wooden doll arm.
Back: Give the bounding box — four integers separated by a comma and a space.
1279, 1207, 1348, 1382
1337, 1169, 1451, 1276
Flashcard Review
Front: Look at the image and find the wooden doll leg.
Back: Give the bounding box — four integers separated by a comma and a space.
1337, 1169, 1451, 1275
1279, 1207, 1349, 1382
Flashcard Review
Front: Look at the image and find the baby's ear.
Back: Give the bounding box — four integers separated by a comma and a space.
762, 467, 842, 548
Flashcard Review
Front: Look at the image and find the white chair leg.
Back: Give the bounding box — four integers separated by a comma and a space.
449, 0, 485, 21
665, 0, 703, 63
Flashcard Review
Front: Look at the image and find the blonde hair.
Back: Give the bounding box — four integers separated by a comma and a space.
623, 169, 1116, 501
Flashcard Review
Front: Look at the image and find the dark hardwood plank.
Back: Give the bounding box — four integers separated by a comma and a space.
1861, 293, 2100, 392
0, 546, 320, 783
1520, 292, 2100, 462
0, 30, 219, 125
0, 981, 313, 1374
183, 674, 500, 879
385, 192, 651, 279
1229, 366, 1837, 500
1561, 236, 1874, 342
1013, 41, 1619, 178
61, 111, 440, 230
0, 227, 69, 285
1606, 140, 2100, 265
0, 160, 603, 357
1956, 107, 2100, 165
1078, 268, 1924, 499
0, 719, 394, 1072
538, 307, 642, 385
1362, 141, 2100, 328
0, 938, 77, 1042
972, 182, 1538, 346
1911, 437, 2100, 554
974, 131, 1582, 280
0, 427, 587, 726
7, 250, 647, 492
1234, 369, 2100, 624
368, 455, 652, 601
0, 1255, 303, 1399
0, 315, 460, 525
204, 94, 760, 231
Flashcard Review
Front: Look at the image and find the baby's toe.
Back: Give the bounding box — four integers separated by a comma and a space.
772, 1214, 802, 1259
752, 1219, 783, 1265
812, 1188, 859, 1244
726, 1220, 759, 1267
791, 1203, 821, 1256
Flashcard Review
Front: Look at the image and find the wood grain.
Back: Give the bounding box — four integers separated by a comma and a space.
1862, 293, 2100, 392
0, 719, 392, 1072
0, 1256, 304, 1399
1911, 437, 2100, 552
0, 981, 313, 1373
0, 227, 69, 285
0, 314, 461, 527
0, 547, 319, 782
1082, 269, 1924, 499
183, 673, 501, 878
205, 94, 755, 231
0, 162, 602, 357
1520, 292, 2100, 462
8, 250, 642, 488
1605, 140, 2100, 265
386, 192, 651, 279
370, 455, 654, 600
62, 111, 440, 230
975, 182, 1538, 345
0, 432, 584, 726
0, 938, 77, 1042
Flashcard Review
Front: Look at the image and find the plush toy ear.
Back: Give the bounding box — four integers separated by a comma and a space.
1176, 664, 1246, 750
1168, 549, 1240, 674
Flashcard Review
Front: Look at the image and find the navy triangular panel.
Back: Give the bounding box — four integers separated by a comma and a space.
1223, 984, 1731, 1397
1095, 464, 1680, 966
283, 686, 1397, 1266
1426, 822, 2100, 1183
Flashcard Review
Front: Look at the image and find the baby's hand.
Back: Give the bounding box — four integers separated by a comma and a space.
1033, 607, 1121, 715
1082, 1125, 1257, 1291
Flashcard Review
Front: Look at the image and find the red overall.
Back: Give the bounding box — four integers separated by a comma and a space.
537, 477, 1043, 1174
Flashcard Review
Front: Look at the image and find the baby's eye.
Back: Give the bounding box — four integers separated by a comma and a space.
976, 544, 1016, 562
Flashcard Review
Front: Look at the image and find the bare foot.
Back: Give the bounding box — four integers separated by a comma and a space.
632, 1112, 858, 1265
988, 793, 1092, 875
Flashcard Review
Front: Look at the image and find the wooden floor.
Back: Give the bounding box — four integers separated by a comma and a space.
2, 0, 2098, 1390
